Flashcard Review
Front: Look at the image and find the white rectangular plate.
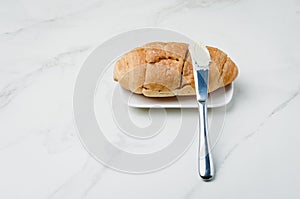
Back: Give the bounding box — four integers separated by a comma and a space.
119, 83, 234, 108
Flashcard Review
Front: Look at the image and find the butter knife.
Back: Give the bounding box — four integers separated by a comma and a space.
189, 43, 214, 181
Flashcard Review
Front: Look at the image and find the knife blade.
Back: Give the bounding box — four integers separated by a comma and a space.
189, 43, 214, 181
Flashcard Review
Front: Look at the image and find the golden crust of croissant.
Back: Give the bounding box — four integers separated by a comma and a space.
113, 42, 238, 97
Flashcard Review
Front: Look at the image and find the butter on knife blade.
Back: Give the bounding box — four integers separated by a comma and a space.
189, 42, 211, 102
189, 42, 211, 68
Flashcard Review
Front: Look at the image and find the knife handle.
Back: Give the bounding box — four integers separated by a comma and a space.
197, 101, 214, 181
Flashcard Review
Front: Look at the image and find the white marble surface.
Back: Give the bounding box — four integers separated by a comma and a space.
1, 0, 300, 198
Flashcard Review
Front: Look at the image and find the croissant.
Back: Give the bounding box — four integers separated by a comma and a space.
113, 42, 238, 97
